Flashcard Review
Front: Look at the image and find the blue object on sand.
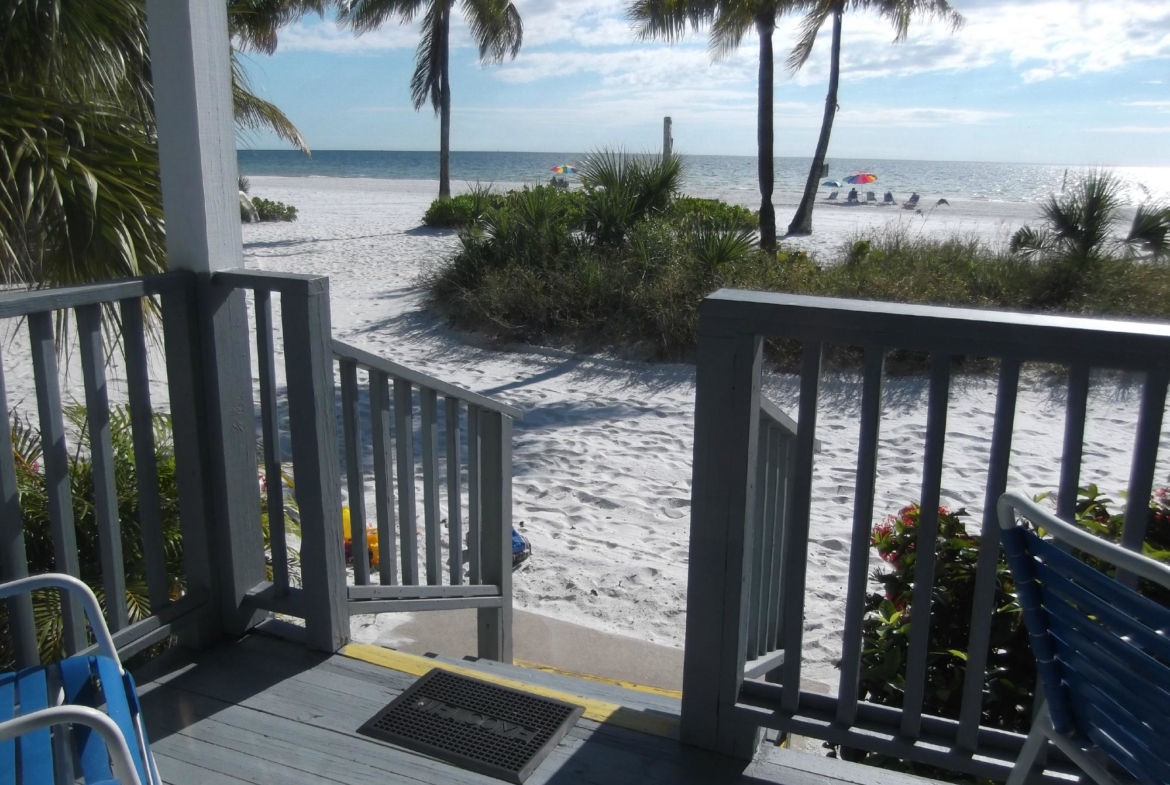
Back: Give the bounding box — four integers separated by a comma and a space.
512, 528, 531, 568
822, 180, 841, 187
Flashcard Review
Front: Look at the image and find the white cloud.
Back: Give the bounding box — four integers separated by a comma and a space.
1087, 125, 1170, 133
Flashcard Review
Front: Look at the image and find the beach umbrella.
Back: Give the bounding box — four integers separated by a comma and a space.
845, 173, 877, 185
823, 180, 841, 187
550, 165, 578, 174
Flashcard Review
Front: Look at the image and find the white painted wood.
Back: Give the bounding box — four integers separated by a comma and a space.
145, 0, 243, 273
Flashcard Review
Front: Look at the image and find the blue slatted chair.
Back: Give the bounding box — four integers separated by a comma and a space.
0, 574, 161, 785
997, 492, 1170, 785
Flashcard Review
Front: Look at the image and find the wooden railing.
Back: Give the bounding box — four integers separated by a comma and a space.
2, 269, 520, 666
681, 289, 1170, 779
0, 273, 215, 668
332, 340, 521, 661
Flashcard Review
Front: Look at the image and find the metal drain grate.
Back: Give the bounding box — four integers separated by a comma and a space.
358, 668, 584, 784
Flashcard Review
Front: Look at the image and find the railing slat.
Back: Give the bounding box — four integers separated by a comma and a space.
29, 312, 87, 653
420, 387, 442, 585
446, 397, 464, 586
254, 290, 289, 594
747, 422, 768, 658
476, 410, 513, 662
468, 406, 482, 585
0, 355, 38, 668
956, 356, 1020, 751
370, 372, 398, 586
340, 359, 370, 586
900, 355, 952, 739
1120, 367, 1169, 560
758, 426, 781, 658
120, 298, 169, 612
779, 343, 822, 713
1056, 364, 1090, 522
766, 432, 790, 653
394, 378, 419, 585
836, 347, 885, 725
77, 304, 130, 632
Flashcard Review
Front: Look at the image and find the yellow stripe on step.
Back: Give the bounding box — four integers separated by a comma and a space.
511, 658, 682, 699
342, 643, 679, 739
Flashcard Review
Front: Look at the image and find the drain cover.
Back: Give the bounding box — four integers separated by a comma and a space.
358, 668, 584, 784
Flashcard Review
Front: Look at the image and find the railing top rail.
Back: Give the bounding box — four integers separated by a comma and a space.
214, 269, 328, 296
332, 339, 523, 420
0, 273, 191, 320
702, 289, 1170, 371
759, 395, 798, 438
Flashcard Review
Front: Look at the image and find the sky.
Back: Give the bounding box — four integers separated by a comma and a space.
237, 0, 1170, 166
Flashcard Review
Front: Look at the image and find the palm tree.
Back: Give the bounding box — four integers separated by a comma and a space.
0, 0, 328, 286
785, 0, 962, 236
341, 0, 523, 200
629, 1, 806, 254
1011, 171, 1170, 264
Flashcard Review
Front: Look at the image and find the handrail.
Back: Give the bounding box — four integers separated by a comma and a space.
704, 288, 1170, 371
0, 273, 190, 320
332, 339, 523, 420
758, 395, 797, 437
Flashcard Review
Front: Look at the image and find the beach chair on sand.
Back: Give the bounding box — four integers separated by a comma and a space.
865, 191, 876, 203
824, 191, 838, 202
0, 574, 161, 785
997, 492, 1170, 785
902, 193, 920, 210
883, 192, 895, 205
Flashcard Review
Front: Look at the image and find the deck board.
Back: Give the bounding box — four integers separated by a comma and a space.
134, 633, 941, 785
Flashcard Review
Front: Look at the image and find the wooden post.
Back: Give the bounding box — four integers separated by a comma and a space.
283, 280, 349, 652
145, 0, 263, 639
477, 411, 513, 662
680, 313, 763, 760
663, 117, 673, 159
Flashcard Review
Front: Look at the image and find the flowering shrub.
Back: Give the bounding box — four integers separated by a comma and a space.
850, 487, 1170, 774
859, 504, 1035, 738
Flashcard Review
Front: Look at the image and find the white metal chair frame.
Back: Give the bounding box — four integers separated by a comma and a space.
0, 573, 162, 785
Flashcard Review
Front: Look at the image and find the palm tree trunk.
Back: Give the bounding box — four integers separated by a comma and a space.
788, 3, 842, 237
756, 14, 777, 253
438, 0, 452, 200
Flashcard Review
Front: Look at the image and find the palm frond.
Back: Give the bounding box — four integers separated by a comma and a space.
787, 0, 835, 73
1009, 225, 1051, 258
1127, 203, 1170, 260
229, 0, 337, 54
464, 0, 523, 63
339, 0, 429, 33
409, 2, 445, 113
627, 0, 719, 44
708, 3, 757, 61
232, 53, 311, 153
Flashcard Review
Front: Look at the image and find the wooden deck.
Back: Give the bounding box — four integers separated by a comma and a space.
134, 631, 938, 785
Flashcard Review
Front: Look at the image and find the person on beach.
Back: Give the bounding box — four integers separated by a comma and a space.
847, 188, 859, 203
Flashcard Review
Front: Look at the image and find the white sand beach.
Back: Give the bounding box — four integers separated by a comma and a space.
4, 175, 1167, 692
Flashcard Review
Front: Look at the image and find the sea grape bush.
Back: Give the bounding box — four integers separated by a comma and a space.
851, 486, 1170, 774
251, 197, 298, 222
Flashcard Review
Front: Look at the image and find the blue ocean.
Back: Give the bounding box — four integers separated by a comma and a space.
238, 150, 1170, 207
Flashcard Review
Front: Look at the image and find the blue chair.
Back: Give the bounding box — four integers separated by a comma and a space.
997, 492, 1170, 785
0, 574, 161, 785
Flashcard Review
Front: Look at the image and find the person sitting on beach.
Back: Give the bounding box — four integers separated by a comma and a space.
883, 191, 895, 203
847, 188, 859, 203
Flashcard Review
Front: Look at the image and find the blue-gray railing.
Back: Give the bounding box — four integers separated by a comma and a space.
1, 269, 519, 669
681, 289, 1170, 780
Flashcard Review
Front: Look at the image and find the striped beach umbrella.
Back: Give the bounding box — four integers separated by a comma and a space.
550, 165, 578, 174
845, 173, 877, 185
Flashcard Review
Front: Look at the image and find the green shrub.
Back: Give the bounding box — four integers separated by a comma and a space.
0, 405, 298, 670
849, 487, 1170, 778
251, 196, 297, 222
667, 197, 758, 231
423, 185, 505, 228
